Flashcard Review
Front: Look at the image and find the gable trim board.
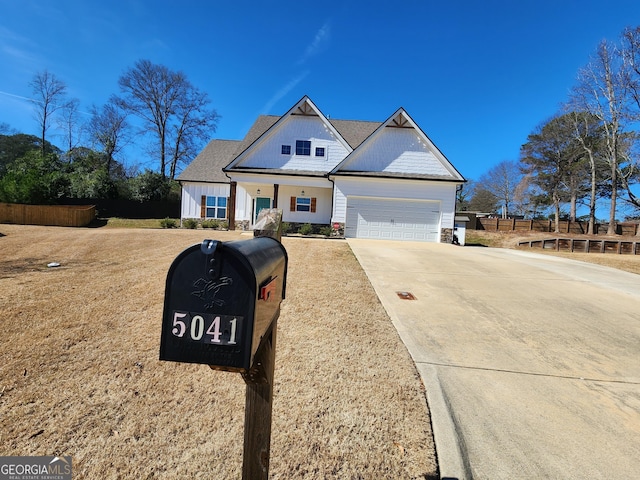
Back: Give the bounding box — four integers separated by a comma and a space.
330, 107, 464, 180
179, 95, 465, 242
225, 97, 354, 172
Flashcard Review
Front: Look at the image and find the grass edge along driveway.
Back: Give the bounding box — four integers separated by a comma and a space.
0, 225, 437, 479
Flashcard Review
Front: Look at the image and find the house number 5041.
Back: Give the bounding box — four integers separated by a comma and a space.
171, 311, 240, 346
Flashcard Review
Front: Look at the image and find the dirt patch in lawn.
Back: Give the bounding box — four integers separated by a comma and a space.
0, 225, 437, 479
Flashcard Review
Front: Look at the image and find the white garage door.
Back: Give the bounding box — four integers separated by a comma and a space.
345, 197, 441, 241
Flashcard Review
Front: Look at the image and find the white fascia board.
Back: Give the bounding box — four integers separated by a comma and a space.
298, 97, 353, 153
397, 109, 466, 181
227, 172, 333, 188
331, 107, 465, 182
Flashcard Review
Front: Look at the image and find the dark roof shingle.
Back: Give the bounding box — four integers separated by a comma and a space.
181, 114, 387, 181
329, 119, 381, 148
177, 139, 240, 183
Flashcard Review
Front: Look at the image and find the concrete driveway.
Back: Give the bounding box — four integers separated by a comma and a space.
347, 239, 640, 480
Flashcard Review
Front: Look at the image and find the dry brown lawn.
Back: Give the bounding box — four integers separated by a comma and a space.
468, 230, 640, 275
0, 225, 437, 479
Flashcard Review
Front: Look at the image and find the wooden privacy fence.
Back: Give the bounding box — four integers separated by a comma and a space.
0, 203, 96, 227
477, 217, 640, 236
518, 237, 640, 255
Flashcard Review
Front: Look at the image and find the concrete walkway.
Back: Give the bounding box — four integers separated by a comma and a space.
348, 239, 640, 480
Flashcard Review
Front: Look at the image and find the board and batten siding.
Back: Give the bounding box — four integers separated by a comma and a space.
280, 185, 332, 224
341, 128, 452, 177
238, 116, 350, 172
230, 183, 333, 225
181, 182, 230, 219
332, 177, 458, 229
224, 172, 334, 225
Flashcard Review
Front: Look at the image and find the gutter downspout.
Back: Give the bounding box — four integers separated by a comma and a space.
453, 183, 465, 244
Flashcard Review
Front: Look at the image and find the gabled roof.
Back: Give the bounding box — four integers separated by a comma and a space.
180, 97, 465, 184
177, 116, 280, 183
177, 139, 240, 183
236, 115, 280, 152
225, 96, 354, 171
330, 108, 466, 182
329, 119, 381, 149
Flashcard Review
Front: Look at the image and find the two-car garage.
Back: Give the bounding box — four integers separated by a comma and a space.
344, 197, 441, 242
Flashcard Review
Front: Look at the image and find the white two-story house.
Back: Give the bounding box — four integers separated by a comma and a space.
178, 96, 465, 242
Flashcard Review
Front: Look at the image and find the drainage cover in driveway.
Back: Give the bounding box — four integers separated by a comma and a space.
396, 291, 417, 300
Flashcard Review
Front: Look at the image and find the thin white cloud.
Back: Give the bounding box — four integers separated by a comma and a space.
259, 70, 310, 114
141, 37, 170, 52
0, 25, 30, 44
0, 90, 91, 117
250, 20, 331, 123
1, 45, 38, 64
0, 90, 32, 103
297, 21, 331, 65
0, 26, 39, 65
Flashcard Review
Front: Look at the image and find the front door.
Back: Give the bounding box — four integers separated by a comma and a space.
255, 197, 271, 221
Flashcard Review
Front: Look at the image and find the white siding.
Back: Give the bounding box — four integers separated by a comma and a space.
239, 116, 350, 172
181, 182, 230, 219
332, 177, 457, 230
342, 128, 452, 177
230, 181, 333, 225
279, 185, 333, 224
226, 172, 334, 225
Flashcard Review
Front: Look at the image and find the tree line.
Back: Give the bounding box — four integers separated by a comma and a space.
0, 59, 218, 205
459, 26, 640, 235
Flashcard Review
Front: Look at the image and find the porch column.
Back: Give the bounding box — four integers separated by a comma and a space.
273, 184, 279, 208
228, 181, 237, 230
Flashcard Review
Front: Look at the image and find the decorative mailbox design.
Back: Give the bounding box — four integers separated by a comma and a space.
160, 237, 287, 371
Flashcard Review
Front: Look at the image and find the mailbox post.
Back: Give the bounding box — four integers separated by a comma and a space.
160, 237, 287, 479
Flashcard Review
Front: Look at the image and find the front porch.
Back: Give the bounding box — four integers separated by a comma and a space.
227, 176, 334, 230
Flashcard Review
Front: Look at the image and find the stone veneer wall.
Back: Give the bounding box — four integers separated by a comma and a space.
440, 228, 453, 244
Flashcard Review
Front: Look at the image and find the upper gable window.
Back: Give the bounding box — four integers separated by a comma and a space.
281, 145, 291, 155
295, 140, 311, 156
315, 147, 325, 157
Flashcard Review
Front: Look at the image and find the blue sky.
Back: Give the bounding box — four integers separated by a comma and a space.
2, 0, 640, 183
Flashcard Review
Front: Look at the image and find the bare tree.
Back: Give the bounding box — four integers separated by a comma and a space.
456, 180, 472, 211
169, 87, 220, 179
0, 122, 15, 134
563, 110, 607, 234
29, 70, 68, 157
622, 26, 640, 115
88, 98, 130, 174
57, 98, 82, 153
115, 59, 219, 180
570, 40, 628, 235
477, 160, 523, 217
619, 26, 640, 231
468, 185, 499, 213
513, 174, 548, 219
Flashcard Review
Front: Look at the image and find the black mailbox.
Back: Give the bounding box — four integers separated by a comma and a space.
160, 237, 287, 372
